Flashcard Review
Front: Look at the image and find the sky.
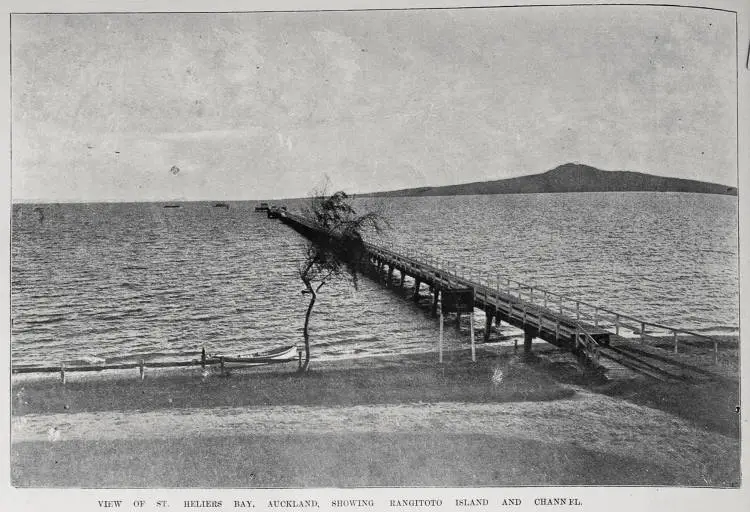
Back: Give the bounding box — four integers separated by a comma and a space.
11, 6, 738, 202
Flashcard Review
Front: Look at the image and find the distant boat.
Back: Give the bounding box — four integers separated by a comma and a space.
254, 202, 270, 212
163, 204, 181, 209
213, 203, 230, 209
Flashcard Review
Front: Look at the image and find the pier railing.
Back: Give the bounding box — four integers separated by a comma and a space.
12, 350, 302, 380
369, 238, 726, 364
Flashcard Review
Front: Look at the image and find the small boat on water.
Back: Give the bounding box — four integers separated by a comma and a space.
254, 202, 270, 212
213, 203, 230, 209
207, 344, 299, 367
163, 204, 181, 209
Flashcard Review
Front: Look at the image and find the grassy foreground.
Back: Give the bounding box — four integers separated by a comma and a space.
11, 348, 740, 488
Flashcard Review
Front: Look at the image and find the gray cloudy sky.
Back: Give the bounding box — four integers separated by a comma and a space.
12, 6, 737, 202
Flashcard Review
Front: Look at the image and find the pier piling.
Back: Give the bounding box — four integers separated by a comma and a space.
413, 279, 421, 301
523, 330, 534, 353
484, 311, 494, 342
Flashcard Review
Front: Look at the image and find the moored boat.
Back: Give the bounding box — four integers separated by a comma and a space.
207, 344, 299, 367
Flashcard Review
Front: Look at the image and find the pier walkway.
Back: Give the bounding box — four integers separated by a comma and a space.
278, 211, 729, 382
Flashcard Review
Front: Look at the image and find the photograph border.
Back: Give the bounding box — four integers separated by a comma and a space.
2, 0, 748, 510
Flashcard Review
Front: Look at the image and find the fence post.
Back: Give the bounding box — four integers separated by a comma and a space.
470, 312, 476, 362
439, 311, 444, 364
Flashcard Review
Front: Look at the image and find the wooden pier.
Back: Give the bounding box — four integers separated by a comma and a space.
279, 211, 729, 382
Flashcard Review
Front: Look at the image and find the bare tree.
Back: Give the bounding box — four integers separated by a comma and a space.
298, 189, 387, 371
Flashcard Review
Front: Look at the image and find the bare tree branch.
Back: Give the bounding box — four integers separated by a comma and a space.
296, 188, 388, 372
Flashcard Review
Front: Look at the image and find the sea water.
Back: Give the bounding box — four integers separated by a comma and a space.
11, 192, 738, 367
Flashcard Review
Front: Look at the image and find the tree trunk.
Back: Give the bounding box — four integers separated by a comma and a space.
301, 284, 316, 372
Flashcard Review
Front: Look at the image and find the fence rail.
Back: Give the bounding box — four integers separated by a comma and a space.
12, 351, 302, 381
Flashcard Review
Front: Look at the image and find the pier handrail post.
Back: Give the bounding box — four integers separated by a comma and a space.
594, 308, 599, 327
506, 277, 511, 296
673, 330, 678, 354
615, 315, 620, 336
555, 319, 560, 342
576, 301, 580, 321
140, 359, 145, 380
496, 275, 500, 297
530, 287, 534, 305
543, 290, 548, 309
640, 322, 646, 343
60, 363, 65, 385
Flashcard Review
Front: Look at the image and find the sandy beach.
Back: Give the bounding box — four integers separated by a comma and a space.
11, 345, 740, 488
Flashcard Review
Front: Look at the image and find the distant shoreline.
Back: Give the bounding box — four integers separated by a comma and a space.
9, 189, 740, 205
10, 163, 739, 204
